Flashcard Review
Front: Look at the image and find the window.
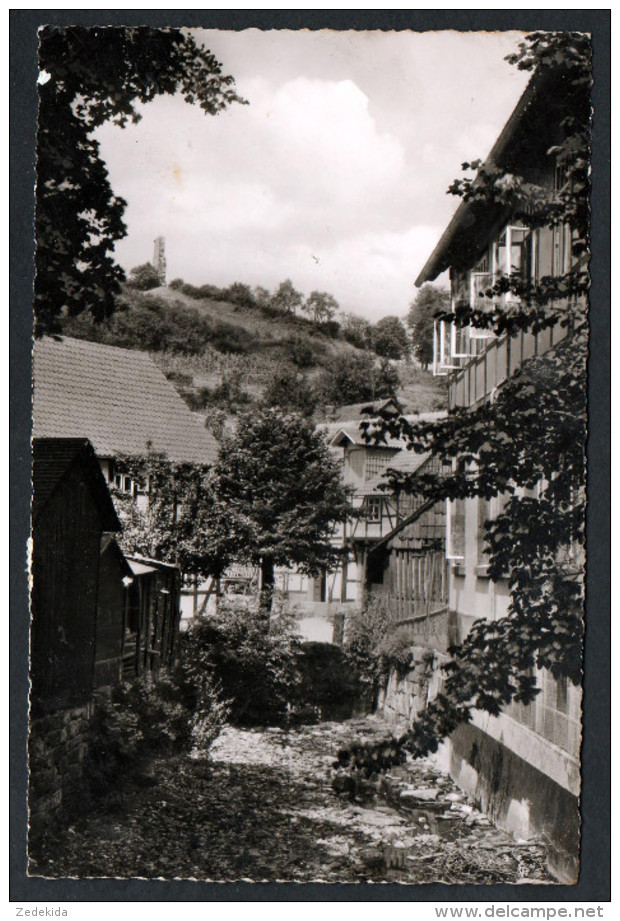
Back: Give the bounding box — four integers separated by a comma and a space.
477, 497, 492, 565
365, 453, 392, 479
113, 472, 138, 498
366, 497, 382, 523
555, 675, 568, 715
433, 318, 459, 375
446, 498, 465, 561
469, 224, 533, 324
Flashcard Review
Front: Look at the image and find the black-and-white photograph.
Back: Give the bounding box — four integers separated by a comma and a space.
25, 23, 595, 887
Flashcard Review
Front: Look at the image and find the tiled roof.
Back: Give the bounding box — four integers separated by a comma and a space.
33, 337, 218, 465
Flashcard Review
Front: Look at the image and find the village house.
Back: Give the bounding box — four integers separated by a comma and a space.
276, 402, 446, 643
372, 68, 584, 881
32, 335, 219, 622
33, 335, 219, 481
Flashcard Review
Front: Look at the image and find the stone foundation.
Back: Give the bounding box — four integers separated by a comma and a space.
435, 722, 580, 883
28, 703, 93, 831
380, 664, 580, 883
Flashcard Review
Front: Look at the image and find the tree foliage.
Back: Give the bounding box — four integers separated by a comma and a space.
215, 409, 351, 611
303, 291, 340, 324
112, 451, 235, 581
339, 31, 590, 774
36, 26, 243, 335
317, 352, 400, 406
263, 366, 317, 417
372, 316, 410, 360
407, 285, 450, 368
341, 312, 373, 350
271, 279, 304, 316
126, 262, 161, 291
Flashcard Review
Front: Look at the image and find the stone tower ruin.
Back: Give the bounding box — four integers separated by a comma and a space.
153, 236, 167, 285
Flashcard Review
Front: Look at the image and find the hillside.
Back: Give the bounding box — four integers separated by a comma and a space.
61, 283, 447, 417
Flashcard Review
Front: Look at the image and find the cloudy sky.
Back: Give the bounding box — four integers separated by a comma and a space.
96, 29, 530, 322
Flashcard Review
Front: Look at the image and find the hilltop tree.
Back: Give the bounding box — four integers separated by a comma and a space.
271, 279, 303, 316
36, 26, 243, 335
303, 291, 340, 324
253, 286, 272, 308
126, 262, 161, 291
407, 284, 451, 368
338, 30, 591, 774
215, 410, 351, 614
372, 316, 410, 360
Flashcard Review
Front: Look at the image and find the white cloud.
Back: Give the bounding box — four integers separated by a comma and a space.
96, 30, 529, 319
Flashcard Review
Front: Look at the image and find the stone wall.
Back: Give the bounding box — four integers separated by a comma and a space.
377, 646, 435, 725
435, 722, 580, 883
28, 703, 93, 831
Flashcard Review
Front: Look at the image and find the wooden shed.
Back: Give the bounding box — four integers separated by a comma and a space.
31, 438, 123, 715
122, 556, 181, 679
96, 535, 133, 689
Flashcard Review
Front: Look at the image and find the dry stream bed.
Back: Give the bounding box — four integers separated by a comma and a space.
30, 716, 553, 884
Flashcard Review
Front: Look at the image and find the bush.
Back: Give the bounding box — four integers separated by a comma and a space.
263, 366, 317, 416
165, 370, 194, 389
183, 602, 303, 726
91, 672, 191, 767
222, 282, 256, 308
343, 597, 394, 701
375, 627, 415, 678
295, 642, 365, 720
168, 278, 184, 290
88, 664, 230, 793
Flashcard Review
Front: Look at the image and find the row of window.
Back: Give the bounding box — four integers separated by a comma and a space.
433, 220, 575, 377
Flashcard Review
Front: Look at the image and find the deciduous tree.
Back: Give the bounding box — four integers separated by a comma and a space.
271, 279, 303, 316
407, 285, 450, 368
303, 290, 340, 324
372, 316, 410, 360
126, 262, 161, 291
215, 409, 351, 613
112, 451, 235, 582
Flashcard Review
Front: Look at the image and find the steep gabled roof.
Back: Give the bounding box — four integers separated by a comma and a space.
33, 336, 218, 465
32, 437, 121, 530
321, 412, 447, 450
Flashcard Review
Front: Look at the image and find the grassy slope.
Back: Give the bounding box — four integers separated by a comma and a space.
150, 286, 447, 413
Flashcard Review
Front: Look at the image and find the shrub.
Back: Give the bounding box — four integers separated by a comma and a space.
88, 664, 230, 792
282, 335, 323, 369
183, 602, 303, 726
295, 641, 364, 720
343, 597, 392, 688
168, 278, 184, 290
91, 672, 192, 766
165, 370, 194, 389
263, 366, 317, 416
375, 627, 415, 678
222, 282, 256, 308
